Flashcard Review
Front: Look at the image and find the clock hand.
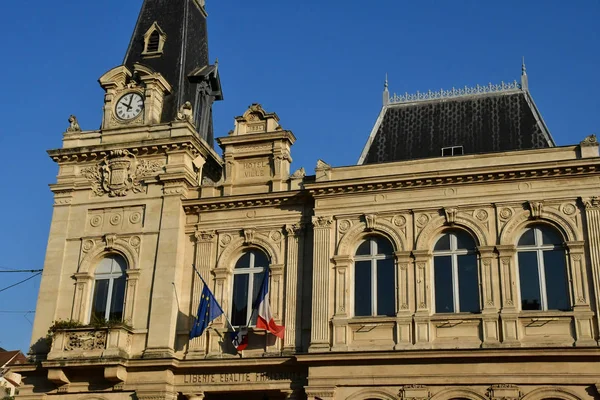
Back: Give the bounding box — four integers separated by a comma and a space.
127, 95, 134, 110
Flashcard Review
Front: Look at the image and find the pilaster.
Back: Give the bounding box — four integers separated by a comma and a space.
395, 251, 413, 349
187, 230, 216, 358
581, 196, 600, 343
284, 223, 304, 353
479, 246, 500, 347
496, 245, 519, 346
412, 250, 431, 349
309, 216, 333, 352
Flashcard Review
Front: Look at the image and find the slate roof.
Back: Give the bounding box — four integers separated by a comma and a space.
123, 0, 222, 146
358, 78, 555, 164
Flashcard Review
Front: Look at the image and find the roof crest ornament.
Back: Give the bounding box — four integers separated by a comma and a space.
521, 56, 529, 90
383, 73, 390, 106
389, 80, 522, 105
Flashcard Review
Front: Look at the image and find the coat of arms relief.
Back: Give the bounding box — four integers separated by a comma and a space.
81, 150, 163, 197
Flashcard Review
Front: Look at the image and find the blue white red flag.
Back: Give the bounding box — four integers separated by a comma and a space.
253, 266, 285, 338
230, 327, 249, 351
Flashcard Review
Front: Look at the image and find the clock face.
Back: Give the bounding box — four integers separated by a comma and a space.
115, 92, 144, 121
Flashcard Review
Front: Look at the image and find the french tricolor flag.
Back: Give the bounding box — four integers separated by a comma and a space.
254, 266, 285, 338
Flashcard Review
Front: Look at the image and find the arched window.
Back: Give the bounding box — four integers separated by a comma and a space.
354, 236, 395, 317
231, 249, 268, 326
517, 225, 570, 311
433, 230, 479, 313
91, 255, 127, 322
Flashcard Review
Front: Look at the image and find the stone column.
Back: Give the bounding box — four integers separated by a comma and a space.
284, 223, 304, 353
478, 246, 500, 347
309, 216, 333, 352
187, 230, 216, 358
124, 268, 140, 323
144, 181, 187, 358
496, 245, 519, 346
412, 250, 431, 349
582, 197, 600, 343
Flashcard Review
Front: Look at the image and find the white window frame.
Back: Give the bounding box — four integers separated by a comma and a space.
89, 255, 127, 322
441, 145, 464, 157
354, 237, 395, 316
516, 226, 568, 311
231, 250, 266, 327
432, 231, 478, 313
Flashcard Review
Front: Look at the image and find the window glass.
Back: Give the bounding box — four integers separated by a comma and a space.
354, 260, 372, 316
231, 274, 249, 326
434, 255, 454, 313
455, 231, 476, 250
457, 254, 479, 312
543, 250, 570, 310
434, 234, 450, 251
253, 251, 269, 268
235, 252, 251, 269
376, 237, 393, 256
109, 276, 126, 320
541, 227, 563, 246
376, 258, 395, 316
518, 228, 536, 246
518, 252, 542, 310
92, 279, 109, 321
356, 240, 371, 256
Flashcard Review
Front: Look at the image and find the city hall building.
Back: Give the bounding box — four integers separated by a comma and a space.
14, 1, 600, 400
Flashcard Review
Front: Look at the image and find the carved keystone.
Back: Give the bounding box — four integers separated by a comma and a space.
527, 201, 544, 219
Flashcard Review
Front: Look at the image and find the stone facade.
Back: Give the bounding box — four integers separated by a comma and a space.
11, 3, 600, 400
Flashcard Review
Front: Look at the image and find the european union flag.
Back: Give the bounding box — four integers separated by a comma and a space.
190, 284, 224, 339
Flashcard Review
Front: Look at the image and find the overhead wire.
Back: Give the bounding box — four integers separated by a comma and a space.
0, 272, 42, 294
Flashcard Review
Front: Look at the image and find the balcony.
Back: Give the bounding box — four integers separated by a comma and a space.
47, 326, 133, 360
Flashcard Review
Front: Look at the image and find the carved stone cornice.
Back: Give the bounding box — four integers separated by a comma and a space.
312, 216, 333, 229
183, 191, 304, 213
305, 160, 600, 196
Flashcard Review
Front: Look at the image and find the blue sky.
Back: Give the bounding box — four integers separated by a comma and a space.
0, 0, 598, 352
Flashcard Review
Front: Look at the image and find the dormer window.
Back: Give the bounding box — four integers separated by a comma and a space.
142, 22, 166, 57
441, 146, 464, 157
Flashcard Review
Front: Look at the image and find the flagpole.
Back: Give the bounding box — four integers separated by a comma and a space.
192, 264, 236, 332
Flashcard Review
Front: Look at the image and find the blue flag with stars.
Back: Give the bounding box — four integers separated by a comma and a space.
190, 283, 224, 339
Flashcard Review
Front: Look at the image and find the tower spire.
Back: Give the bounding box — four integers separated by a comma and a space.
521, 56, 529, 90
122, 0, 221, 145
383, 73, 390, 106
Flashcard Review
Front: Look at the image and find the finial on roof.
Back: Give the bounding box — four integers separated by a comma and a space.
521, 56, 529, 90
383, 73, 390, 106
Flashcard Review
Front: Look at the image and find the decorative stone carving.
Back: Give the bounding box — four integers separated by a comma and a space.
82, 239, 95, 253
476, 209, 489, 221
81, 150, 163, 197
64, 330, 107, 351
393, 215, 407, 227
219, 233, 232, 247
195, 230, 216, 243
269, 230, 283, 242
104, 234, 118, 250
290, 167, 306, 179
580, 134, 598, 146
499, 207, 513, 220
582, 196, 600, 209
129, 236, 141, 248
129, 212, 142, 224
487, 384, 520, 400
312, 215, 333, 229
398, 384, 430, 400
243, 228, 256, 244
90, 215, 103, 227
66, 115, 81, 133
416, 214, 429, 227
561, 203, 577, 216
338, 219, 352, 233
527, 201, 544, 219
443, 207, 458, 225
364, 214, 377, 231
109, 214, 122, 226
175, 101, 194, 123
315, 159, 331, 171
